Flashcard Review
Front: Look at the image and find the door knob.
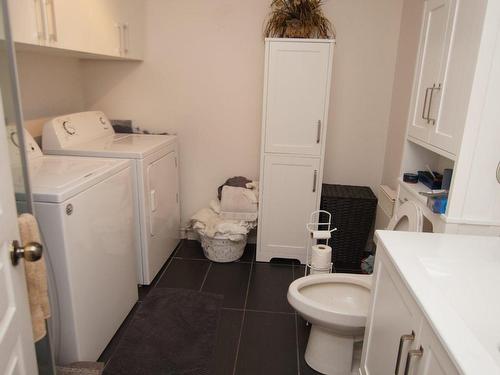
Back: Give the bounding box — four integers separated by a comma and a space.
11, 240, 43, 266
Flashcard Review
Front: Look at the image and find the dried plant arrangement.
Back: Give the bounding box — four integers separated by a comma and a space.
264, 0, 335, 39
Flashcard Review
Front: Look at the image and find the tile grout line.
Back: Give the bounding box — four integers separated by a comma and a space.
199, 262, 212, 292
232, 253, 254, 375
292, 265, 301, 375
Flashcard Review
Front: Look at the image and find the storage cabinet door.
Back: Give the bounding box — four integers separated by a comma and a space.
8, 0, 45, 45
48, 0, 92, 52
361, 253, 422, 375
410, 322, 460, 375
264, 42, 331, 156
259, 155, 320, 261
408, 0, 455, 144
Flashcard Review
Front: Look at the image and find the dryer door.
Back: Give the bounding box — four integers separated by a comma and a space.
387, 201, 423, 232
146, 150, 180, 283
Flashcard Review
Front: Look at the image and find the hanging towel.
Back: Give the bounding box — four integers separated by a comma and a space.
220, 186, 258, 221
17, 213, 51, 342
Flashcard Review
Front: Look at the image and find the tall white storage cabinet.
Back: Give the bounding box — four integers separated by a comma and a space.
257, 38, 334, 263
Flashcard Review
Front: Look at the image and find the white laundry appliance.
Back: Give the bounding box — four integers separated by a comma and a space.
42, 111, 181, 285
8, 126, 138, 364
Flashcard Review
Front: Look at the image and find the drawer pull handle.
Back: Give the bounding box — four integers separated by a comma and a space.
422, 87, 432, 122
427, 83, 442, 125
395, 331, 415, 375
312, 170, 318, 193
404, 346, 424, 375
316, 120, 321, 144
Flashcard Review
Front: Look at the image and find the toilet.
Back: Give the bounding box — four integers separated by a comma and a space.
288, 201, 423, 375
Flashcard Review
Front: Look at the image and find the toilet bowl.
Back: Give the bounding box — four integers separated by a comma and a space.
288, 200, 424, 374
288, 274, 371, 375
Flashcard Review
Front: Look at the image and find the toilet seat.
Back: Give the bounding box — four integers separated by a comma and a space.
288, 274, 372, 331
387, 200, 423, 232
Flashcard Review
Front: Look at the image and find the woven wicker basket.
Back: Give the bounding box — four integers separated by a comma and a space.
199, 234, 247, 263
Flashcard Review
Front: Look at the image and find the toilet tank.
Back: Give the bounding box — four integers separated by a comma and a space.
374, 185, 396, 230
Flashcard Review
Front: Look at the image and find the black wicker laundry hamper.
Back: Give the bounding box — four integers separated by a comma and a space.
320, 184, 377, 272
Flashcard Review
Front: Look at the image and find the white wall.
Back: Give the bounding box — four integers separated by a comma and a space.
322, 0, 403, 192
16, 51, 85, 121
381, 0, 425, 189
79, 0, 404, 225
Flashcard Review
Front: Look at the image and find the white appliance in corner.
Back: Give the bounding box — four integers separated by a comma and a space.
257, 38, 335, 263
8, 126, 138, 364
42, 111, 181, 285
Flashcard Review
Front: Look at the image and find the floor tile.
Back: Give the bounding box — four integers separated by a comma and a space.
214, 309, 244, 375
235, 311, 297, 375
99, 303, 140, 364
296, 316, 323, 375
156, 258, 210, 290
238, 243, 255, 263
202, 263, 251, 309
293, 264, 306, 280
174, 240, 206, 260
246, 263, 294, 313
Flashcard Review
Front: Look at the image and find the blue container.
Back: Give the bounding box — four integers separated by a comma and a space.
427, 196, 448, 214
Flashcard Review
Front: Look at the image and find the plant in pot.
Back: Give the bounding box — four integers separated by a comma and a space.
264, 0, 335, 39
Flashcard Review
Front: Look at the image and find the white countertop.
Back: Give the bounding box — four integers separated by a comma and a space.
376, 230, 500, 375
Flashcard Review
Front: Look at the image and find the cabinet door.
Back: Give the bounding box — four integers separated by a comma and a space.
8, 0, 45, 45
86, 0, 122, 57
409, 322, 460, 375
117, 0, 145, 59
264, 42, 331, 156
361, 253, 422, 375
408, 0, 455, 144
258, 155, 320, 261
47, 0, 92, 52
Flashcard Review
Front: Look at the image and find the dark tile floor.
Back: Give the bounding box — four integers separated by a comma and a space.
99, 240, 322, 375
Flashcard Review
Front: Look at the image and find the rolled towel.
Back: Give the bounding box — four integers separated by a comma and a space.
220, 186, 258, 221
18, 213, 51, 342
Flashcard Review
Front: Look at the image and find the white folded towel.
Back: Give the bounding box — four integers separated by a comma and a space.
220, 186, 258, 221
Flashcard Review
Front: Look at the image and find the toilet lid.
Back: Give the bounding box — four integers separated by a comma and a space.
387, 201, 423, 232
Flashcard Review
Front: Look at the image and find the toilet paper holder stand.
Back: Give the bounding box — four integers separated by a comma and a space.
305, 210, 337, 276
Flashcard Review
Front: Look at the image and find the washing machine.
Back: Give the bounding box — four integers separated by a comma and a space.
8, 126, 138, 364
42, 111, 181, 285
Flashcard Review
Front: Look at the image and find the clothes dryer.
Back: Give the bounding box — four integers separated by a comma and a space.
43, 111, 180, 284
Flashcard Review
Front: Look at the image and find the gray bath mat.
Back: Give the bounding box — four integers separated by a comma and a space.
103, 288, 222, 375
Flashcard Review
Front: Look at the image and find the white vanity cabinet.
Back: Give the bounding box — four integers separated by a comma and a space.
7, 0, 144, 59
361, 237, 460, 375
257, 38, 334, 263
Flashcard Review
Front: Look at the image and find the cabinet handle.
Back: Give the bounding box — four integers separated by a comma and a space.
316, 120, 321, 144
394, 331, 415, 375
421, 87, 432, 122
312, 170, 318, 193
404, 346, 424, 375
427, 83, 442, 125
34, 0, 47, 41
122, 24, 129, 55
44, 0, 57, 42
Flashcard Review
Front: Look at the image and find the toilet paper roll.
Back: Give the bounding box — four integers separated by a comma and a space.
311, 244, 332, 270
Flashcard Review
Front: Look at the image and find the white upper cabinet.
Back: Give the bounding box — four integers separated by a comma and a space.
8, 0, 144, 59
408, 0, 457, 155
7, 0, 45, 45
264, 41, 332, 156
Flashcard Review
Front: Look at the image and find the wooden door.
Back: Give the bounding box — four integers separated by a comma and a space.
258, 155, 320, 262
0, 95, 38, 375
361, 253, 422, 375
264, 41, 331, 156
410, 322, 460, 375
408, 0, 454, 144
7, 0, 45, 45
